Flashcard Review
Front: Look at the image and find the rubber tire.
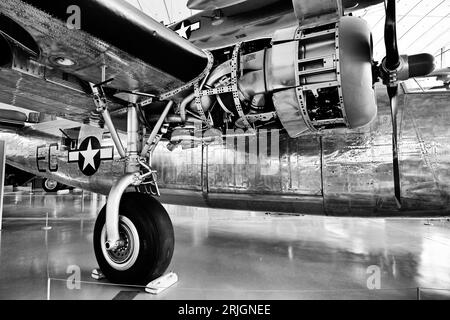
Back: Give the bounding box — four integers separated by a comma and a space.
42, 179, 61, 193
93, 193, 174, 285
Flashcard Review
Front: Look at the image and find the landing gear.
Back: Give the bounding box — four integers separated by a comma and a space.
90, 77, 175, 285
93, 192, 174, 285
42, 178, 61, 193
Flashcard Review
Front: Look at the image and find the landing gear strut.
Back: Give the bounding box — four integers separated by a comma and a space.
90, 78, 175, 285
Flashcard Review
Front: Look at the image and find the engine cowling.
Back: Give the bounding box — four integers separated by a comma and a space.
254, 16, 377, 137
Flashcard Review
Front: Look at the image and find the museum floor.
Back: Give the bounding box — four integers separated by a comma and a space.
0, 190, 450, 300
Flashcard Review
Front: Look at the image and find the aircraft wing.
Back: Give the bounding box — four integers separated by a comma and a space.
0, 0, 211, 122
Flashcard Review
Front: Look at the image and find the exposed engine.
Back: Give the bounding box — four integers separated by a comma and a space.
153, 16, 378, 149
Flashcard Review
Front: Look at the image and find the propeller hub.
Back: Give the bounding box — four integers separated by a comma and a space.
381, 55, 408, 87
380, 54, 436, 86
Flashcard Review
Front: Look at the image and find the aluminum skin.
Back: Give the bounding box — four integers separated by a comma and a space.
1, 86, 449, 217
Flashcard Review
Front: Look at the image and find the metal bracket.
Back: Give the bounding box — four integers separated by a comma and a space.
194, 82, 211, 127
200, 85, 235, 96
136, 171, 161, 197
231, 43, 255, 134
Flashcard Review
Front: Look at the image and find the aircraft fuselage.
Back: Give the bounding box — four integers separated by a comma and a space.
1, 86, 450, 217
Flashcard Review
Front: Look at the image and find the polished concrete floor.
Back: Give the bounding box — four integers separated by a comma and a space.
1, 190, 450, 300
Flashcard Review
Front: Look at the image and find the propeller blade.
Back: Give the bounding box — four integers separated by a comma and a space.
387, 85, 401, 208
384, 0, 400, 70
381, 0, 435, 207
382, 0, 402, 208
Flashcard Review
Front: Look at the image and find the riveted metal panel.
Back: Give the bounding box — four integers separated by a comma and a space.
150, 129, 322, 197
153, 143, 203, 191
322, 86, 450, 216
205, 130, 322, 196
399, 92, 450, 212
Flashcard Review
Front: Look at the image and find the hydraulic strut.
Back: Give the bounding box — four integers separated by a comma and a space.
90, 82, 126, 158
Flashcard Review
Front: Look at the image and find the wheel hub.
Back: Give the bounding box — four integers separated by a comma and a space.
107, 226, 133, 264
100, 215, 141, 271
45, 179, 57, 190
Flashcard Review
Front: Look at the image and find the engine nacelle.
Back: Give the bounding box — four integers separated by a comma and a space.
266, 16, 377, 137
174, 16, 378, 141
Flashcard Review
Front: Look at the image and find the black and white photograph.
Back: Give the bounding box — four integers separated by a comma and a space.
0, 0, 449, 307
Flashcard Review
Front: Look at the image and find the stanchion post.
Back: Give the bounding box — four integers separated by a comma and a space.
0, 140, 6, 231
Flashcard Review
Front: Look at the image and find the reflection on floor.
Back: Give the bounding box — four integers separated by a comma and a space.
0, 190, 450, 300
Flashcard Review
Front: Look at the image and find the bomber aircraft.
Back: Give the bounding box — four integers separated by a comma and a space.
0, 0, 447, 285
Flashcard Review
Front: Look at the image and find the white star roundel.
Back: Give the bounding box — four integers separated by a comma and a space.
174, 20, 201, 39
68, 137, 114, 176
175, 21, 190, 39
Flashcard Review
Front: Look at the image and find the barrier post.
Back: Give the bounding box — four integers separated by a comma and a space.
0, 140, 5, 230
